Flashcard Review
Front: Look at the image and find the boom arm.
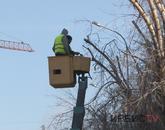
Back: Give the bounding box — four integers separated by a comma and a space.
0, 39, 34, 52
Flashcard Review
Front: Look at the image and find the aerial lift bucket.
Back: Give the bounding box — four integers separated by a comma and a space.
73, 56, 91, 73
48, 56, 76, 88
48, 56, 91, 88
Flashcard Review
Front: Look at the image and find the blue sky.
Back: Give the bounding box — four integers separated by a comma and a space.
0, 0, 130, 130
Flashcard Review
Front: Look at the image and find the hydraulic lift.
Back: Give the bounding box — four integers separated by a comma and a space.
48, 56, 91, 130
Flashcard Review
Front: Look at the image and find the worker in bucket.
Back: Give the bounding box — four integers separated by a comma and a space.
66, 35, 81, 56
52, 28, 80, 56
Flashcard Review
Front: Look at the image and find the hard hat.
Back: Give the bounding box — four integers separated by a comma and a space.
61, 28, 68, 35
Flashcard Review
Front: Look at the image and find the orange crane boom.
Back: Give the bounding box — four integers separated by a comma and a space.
0, 39, 34, 52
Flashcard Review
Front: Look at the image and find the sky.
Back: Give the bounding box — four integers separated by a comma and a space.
0, 0, 130, 130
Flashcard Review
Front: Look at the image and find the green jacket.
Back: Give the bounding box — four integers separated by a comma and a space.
53, 34, 66, 54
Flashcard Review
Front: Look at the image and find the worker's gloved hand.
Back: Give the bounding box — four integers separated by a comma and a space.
74, 52, 83, 56
74, 52, 80, 55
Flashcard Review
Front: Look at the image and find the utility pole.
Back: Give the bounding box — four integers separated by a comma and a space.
70, 74, 88, 130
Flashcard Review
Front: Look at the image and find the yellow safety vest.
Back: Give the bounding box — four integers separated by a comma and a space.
53, 34, 66, 54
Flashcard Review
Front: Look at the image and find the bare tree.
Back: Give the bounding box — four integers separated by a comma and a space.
82, 0, 165, 129
47, 1, 165, 130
